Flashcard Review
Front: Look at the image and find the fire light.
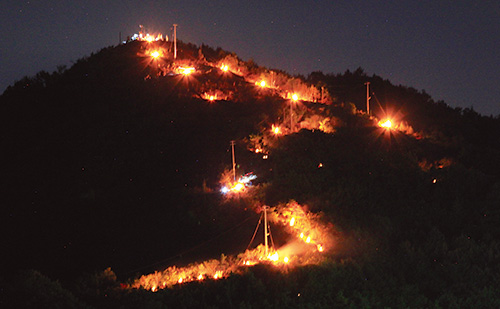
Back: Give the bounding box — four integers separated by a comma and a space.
317, 244, 324, 252
292, 93, 299, 101
150, 50, 161, 59
379, 119, 393, 129
180, 67, 195, 75
306, 236, 311, 243
290, 217, 295, 226
268, 252, 279, 262
178, 277, 183, 284
284, 257, 289, 263
220, 64, 229, 72
259, 80, 266, 87
272, 125, 281, 135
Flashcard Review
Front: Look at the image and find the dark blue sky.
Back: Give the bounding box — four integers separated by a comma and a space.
1, 1, 499, 116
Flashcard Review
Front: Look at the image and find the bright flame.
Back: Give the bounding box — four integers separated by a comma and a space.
284, 257, 289, 263
180, 67, 195, 75
272, 125, 281, 135
290, 217, 295, 226
268, 252, 279, 261
259, 80, 266, 87
150, 50, 160, 59
379, 119, 393, 129
233, 183, 244, 192
292, 93, 299, 101
306, 236, 311, 243
197, 274, 203, 280
178, 277, 183, 284
220, 65, 229, 72
317, 244, 324, 252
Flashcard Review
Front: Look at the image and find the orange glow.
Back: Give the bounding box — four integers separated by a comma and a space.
379, 119, 393, 129
272, 125, 281, 135
292, 93, 299, 101
233, 183, 245, 192
259, 80, 266, 87
268, 252, 279, 262
180, 67, 195, 75
132, 202, 335, 292
220, 64, 229, 72
150, 50, 161, 59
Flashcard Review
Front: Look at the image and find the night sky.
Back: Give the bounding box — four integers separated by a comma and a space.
1, 1, 499, 116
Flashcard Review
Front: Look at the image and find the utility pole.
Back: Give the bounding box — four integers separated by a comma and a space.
364, 82, 371, 115
231, 140, 236, 181
263, 206, 269, 256
173, 24, 178, 59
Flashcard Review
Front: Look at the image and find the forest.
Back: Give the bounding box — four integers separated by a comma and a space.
1, 39, 500, 308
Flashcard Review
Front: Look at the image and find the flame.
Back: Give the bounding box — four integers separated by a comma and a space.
379, 119, 393, 129
272, 125, 281, 135
258, 80, 266, 88
132, 201, 335, 292
291, 93, 299, 101
180, 67, 195, 75
150, 50, 161, 59
220, 64, 229, 72
290, 217, 295, 226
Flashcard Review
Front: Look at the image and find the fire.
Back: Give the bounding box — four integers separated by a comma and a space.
150, 50, 161, 59
132, 201, 334, 292
291, 93, 299, 101
220, 172, 257, 195
220, 64, 229, 72
379, 119, 393, 129
272, 125, 281, 135
180, 67, 195, 75
258, 80, 266, 88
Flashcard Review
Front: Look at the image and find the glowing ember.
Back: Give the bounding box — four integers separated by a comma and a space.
292, 93, 299, 101
379, 119, 393, 129
197, 274, 203, 280
317, 244, 324, 252
178, 277, 183, 284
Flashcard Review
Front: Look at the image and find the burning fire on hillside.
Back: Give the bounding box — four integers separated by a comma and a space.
131, 201, 335, 292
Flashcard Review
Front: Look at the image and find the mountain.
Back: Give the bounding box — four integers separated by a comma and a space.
1, 39, 500, 307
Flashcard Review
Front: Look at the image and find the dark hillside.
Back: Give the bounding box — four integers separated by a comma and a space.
2, 40, 500, 307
